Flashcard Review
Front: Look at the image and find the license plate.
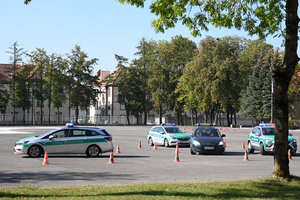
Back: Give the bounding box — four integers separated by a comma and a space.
180, 141, 188, 143
204, 146, 214, 150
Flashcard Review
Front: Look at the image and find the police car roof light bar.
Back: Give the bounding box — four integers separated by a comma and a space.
66, 123, 74, 127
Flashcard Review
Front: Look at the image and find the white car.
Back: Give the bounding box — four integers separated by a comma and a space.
14, 123, 114, 157
147, 123, 190, 147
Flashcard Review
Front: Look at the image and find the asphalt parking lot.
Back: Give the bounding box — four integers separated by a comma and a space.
1, 125, 300, 188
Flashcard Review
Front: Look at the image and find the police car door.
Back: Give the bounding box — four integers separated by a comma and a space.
156, 127, 165, 145
251, 127, 261, 149
43, 129, 70, 153
68, 129, 89, 153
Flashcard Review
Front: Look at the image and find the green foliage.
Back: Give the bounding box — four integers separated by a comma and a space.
177, 36, 244, 125
240, 50, 281, 123
67, 45, 99, 124
147, 0, 285, 39
0, 84, 9, 114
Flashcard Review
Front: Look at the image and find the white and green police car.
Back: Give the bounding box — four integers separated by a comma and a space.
14, 123, 114, 158
147, 123, 190, 147
247, 123, 297, 155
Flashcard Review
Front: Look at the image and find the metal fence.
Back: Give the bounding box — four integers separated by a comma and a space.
0, 113, 252, 126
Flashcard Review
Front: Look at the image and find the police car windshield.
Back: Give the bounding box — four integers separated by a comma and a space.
262, 128, 275, 136
165, 127, 184, 133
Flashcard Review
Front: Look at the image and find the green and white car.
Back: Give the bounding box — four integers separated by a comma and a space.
247, 123, 297, 155
147, 123, 190, 147
14, 123, 114, 158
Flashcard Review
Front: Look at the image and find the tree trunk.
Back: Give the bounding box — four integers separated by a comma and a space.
272, 0, 299, 179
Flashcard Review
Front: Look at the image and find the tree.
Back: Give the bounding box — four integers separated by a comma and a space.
148, 39, 169, 124
67, 45, 99, 125
240, 50, 279, 125
6, 42, 26, 124
114, 0, 299, 180
14, 66, 31, 125
162, 35, 197, 125
110, 55, 147, 125
177, 36, 243, 126
134, 38, 155, 125
0, 83, 10, 117
29, 48, 50, 125
51, 55, 69, 124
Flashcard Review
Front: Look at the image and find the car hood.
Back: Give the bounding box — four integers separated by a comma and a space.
194, 136, 221, 143
16, 136, 37, 143
169, 133, 189, 138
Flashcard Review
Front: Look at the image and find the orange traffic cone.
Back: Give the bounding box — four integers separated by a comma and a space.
288, 149, 292, 160
243, 150, 249, 161
138, 140, 142, 148
153, 142, 158, 150
242, 142, 245, 149
115, 144, 121, 153
224, 140, 227, 148
175, 143, 180, 153
42, 152, 49, 165
174, 152, 180, 162
108, 151, 115, 164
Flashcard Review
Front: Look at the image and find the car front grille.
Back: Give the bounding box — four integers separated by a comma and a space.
178, 138, 189, 141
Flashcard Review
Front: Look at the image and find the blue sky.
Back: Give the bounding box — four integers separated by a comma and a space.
0, 1, 289, 74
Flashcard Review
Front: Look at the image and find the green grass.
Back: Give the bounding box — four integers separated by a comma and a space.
1, 176, 300, 199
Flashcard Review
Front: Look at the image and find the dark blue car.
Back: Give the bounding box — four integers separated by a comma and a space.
190, 124, 226, 155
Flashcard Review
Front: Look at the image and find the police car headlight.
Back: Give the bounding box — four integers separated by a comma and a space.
218, 141, 224, 145
169, 135, 177, 139
17, 141, 29, 145
193, 140, 201, 147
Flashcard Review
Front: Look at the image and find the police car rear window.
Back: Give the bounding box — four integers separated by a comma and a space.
90, 130, 110, 136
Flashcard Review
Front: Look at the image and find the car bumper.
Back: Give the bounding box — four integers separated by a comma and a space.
192, 145, 225, 154
14, 145, 27, 155
169, 139, 190, 146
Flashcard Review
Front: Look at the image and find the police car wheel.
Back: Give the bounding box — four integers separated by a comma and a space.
86, 145, 101, 157
28, 145, 42, 158
248, 141, 254, 153
164, 139, 169, 147
148, 137, 154, 146
259, 143, 267, 155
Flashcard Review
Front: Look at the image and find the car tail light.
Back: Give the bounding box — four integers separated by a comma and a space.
105, 137, 112, 141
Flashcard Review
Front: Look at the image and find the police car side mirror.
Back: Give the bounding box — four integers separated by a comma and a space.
49, 135, 54, 140
160, 132, 165, 135
221, 134, 226, 138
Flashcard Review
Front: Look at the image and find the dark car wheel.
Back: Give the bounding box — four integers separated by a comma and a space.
164, 139, 169, 147
148, 137, 154, 146
86, 145, 101, 157
190, 147, 196, 155
260, 143, 267, 155
291, 150, 296, 156
248, 141, 254, 153
28, 145, 43, 158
